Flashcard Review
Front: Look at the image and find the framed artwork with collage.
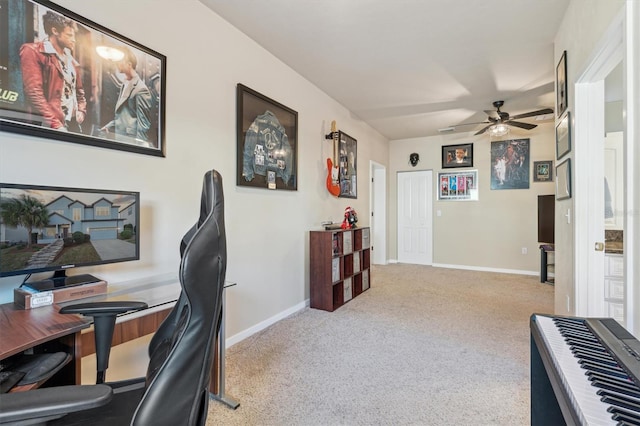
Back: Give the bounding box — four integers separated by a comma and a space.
438, 170, 478, 201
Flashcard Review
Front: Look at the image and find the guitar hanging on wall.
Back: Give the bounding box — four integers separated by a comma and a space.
325, 120, 340, 196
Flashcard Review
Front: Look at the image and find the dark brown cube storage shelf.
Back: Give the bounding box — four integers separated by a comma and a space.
310, 227, 371, 312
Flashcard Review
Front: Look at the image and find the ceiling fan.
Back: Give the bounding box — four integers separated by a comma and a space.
454, 101, 554, 136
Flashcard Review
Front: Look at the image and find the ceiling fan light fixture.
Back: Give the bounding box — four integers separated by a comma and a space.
488, 123, 509, 137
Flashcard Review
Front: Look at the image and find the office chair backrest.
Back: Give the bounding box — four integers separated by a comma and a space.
134, 169, 226, 425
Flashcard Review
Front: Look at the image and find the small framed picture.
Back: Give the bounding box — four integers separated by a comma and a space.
556, 159, 571, 200
533, 161, 553, 182
441, 143, 473, 168
556, 50, 568, 118
556, 112, 571, 160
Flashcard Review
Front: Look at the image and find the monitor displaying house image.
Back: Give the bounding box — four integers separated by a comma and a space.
0, 183, 139, 277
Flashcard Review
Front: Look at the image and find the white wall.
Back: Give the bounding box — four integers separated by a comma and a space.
389, 123, 555, 273
553, 0, 625, 315
0, 0, 389, 340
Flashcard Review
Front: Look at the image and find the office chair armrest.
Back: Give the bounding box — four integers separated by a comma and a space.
60, 301, 148, 384
0, 384, 112, 424
59, 301, 148, 317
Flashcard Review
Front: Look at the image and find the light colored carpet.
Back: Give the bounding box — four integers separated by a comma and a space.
206, 263, 554, 425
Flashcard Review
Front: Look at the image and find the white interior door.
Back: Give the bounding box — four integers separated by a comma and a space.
397, 170, 433, 265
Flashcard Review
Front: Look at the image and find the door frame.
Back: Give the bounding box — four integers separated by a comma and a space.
574, 7, 637, 328
369, 161, 387, 265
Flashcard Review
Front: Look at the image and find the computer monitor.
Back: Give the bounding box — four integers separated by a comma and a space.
0, 183, 139, 288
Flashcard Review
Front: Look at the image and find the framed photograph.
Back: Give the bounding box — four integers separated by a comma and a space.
237, 84, 297, 190
533, 161, 553, 182
490, 139, 530, 190
0, 0, 166, 157
437, 170, 478, 201
442, 143, 473, 168
556, 111, 571, 160
556, 159, 571, 200
338, 131, 357, 198
556, 50, 568, 118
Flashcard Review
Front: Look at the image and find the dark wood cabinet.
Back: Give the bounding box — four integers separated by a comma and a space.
310, 227, 371, 311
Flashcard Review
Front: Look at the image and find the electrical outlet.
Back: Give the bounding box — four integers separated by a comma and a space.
521, 247, 527, 255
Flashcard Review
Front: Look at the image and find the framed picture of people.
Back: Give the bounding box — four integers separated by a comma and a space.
441, 143, 473, 168
490, 139, 530, 190
337, 131, 357, 199
236, 83, 298, 191
0, 0, 166, 157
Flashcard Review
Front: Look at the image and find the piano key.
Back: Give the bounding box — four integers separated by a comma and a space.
563, 329, 602, 342
601, 393, 640, 413
536, 315, 617, 424
591, 379, 640, 399
589, 371, 640, 389
579, 360, 630, 379
574, 350, 620, 367
609, 407, 640, 425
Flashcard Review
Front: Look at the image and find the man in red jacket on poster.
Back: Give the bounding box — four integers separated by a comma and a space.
19, 10, 86, 132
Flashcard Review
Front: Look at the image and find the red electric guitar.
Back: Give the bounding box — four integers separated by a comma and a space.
326, 121, 340, 196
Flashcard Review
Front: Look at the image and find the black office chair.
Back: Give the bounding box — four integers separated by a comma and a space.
0, 169, 227, 425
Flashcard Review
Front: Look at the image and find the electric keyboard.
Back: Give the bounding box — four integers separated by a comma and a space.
531, 314, 640, 425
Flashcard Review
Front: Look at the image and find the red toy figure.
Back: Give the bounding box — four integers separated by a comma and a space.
341, 206, 358, 229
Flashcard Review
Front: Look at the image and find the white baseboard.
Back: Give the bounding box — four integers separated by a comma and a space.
385, 259, 537, 276
432, 263, 538, 276
225, 299, 309, 348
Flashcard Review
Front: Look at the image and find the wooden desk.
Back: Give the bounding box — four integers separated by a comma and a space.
0, 302, 90, 389
2, 275, 238, 408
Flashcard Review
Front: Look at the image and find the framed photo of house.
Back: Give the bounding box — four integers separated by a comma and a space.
556, 112, 571, 160
533, 161, 553, 182
437, 170, 478, 201
556, 50, 568, 118
338, 131, 357, 198
0, 0, 166, 157
556, 159, 571, 200
442, 143, 473, 168
236, 83, 298, 190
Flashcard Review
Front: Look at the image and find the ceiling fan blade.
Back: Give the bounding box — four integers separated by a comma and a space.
509, 108, 554, 120
475, 125, 492, 135
506, 120, 537, 130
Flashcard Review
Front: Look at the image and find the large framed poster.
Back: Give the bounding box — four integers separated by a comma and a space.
236, 84, 298, 190
0, 0, 166, 157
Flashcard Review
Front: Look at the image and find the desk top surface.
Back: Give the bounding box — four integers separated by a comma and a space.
2, 275, 236, 360
0, 303, 89, 359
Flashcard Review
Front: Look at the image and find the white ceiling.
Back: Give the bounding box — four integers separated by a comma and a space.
200, 0, 571, 140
